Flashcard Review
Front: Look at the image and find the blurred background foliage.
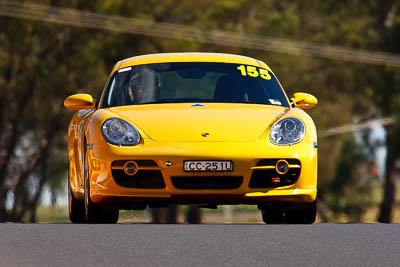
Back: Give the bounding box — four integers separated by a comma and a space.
0, 0, 399, 223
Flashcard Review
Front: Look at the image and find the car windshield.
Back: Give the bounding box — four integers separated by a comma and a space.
102, 62, 289, 108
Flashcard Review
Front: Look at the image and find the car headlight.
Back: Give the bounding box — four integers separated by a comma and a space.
269, 117, 305, 145
101, 118, 140, 146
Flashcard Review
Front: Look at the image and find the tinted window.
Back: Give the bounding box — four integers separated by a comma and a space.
102, 62, 289, 108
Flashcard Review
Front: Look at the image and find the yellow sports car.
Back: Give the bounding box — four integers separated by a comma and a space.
64, 52, 318, 224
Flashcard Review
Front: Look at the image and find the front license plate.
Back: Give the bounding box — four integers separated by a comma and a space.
183, 160, 234, 172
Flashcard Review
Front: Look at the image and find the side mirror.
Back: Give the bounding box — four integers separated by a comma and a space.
291, 92, 317, 109
64, 94, 96, 110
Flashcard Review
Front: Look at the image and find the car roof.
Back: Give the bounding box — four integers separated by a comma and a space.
113, 52, 271, 73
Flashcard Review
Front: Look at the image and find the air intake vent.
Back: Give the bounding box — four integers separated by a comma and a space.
171, 176, 243, 189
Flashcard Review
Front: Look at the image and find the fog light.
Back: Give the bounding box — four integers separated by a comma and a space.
124, 161, 138, 176
275, 160, 289, 175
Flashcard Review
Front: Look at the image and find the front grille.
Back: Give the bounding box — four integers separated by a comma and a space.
249, 159, 301, 188
111, 160, 164, 188
112, 170, 166, 188
171, 176, 243, 189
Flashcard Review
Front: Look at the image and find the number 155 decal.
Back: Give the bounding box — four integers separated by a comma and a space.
237, 65, 271, 80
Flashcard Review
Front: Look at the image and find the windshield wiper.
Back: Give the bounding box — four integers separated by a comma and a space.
229, 101, 268, 105
138, 99, 180, 104
137, 99, 273, 105
138, 98, 210, 105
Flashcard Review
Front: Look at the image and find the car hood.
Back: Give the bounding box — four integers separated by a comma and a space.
108, 103, 288, 142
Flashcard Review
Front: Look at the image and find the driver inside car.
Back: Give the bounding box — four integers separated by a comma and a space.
126, 69, 160, 104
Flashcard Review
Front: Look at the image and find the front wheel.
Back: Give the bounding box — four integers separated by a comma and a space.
260, 201, 317, 224
284, 201, 317, 224
261, 207, 285, 224
84, 179, 119, 223
84, 148, 119, 224
68, 176, 85, 223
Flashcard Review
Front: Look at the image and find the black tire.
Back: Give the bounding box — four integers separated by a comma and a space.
284, 201, 317, 224
68, 177, 85, 223
261, 207, 285, 224
84, 148, 119, 224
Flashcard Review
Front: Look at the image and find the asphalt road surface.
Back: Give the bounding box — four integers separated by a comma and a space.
0, 223, 399, 266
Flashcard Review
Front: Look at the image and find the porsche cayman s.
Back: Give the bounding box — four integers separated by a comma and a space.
64, 52, 318, 224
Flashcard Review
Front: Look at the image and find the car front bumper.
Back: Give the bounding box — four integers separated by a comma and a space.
86, 138, 317, 206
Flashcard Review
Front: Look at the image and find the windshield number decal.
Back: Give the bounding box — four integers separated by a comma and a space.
237, 65, 271, 80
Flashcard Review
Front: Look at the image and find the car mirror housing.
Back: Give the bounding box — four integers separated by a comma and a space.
291, 92, 318, 109
64, 94, 96, 110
